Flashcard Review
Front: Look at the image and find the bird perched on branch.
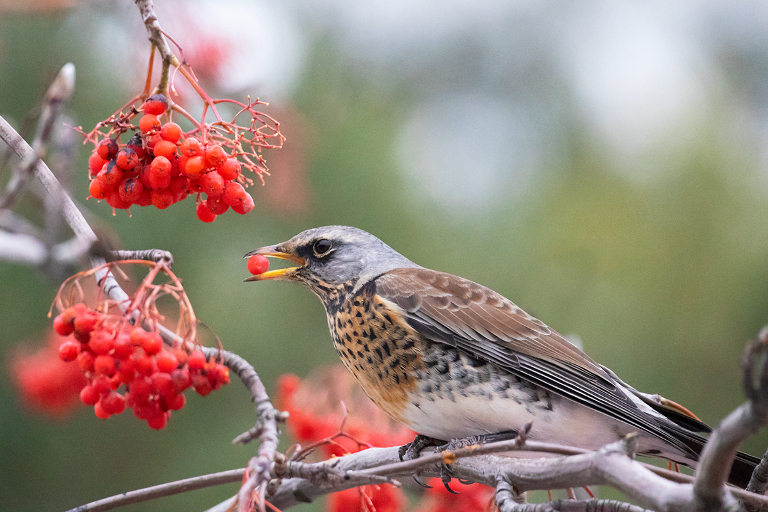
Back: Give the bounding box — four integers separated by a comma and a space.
246, 226, 759, 487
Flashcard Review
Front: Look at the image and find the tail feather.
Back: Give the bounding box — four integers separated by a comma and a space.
727, 451, 762, 489
657, 408, 761, 488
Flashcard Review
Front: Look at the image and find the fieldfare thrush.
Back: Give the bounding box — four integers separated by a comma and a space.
245, 226, 758, 487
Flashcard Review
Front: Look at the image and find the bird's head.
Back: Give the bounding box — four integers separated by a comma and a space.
244, 226, 419, 294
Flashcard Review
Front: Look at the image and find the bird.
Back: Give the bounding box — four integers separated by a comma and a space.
245, 225, 759, 487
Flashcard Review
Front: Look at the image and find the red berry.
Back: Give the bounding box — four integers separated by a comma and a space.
210, 364, 230, 386
89, 330, 115, 355
74, 311, 99, 334
92, 374, 112, 395
58, 340, 80, 362
132, 399, 159, 420
135, 354, 157, 376
188, 351, 206, 370
126, 134, 146, 159
88, 179, 108, 200
200, 171, 225, 196
135, 188, 153, 207
171, 368, 192, 392
80, 385, 99, 406
168, 176, 189, 202
101, 391, 126, 415
53, 313, 75, 336
153, 140, 177, 160
222, 181, 246, 207
115, 148, 139, 170
88, 152, 107, 176
181, 155, 206, 179
143, 94, 168, 116
129, 377, 152, 402
142, 331, 163, 355
97, 161, 124, 189
247, 254, 270, 275
113, 332, 133, 357
77, 351, 95, 372
181, 137, 203, 157
205, 144, 227, 167
160, 122, 182, 142
166, 392, 186, 411
106, 188, 132, 210
97, 138, 119, 160
193, 374, 213, 396
206, 195, 229, 215
156, 351, 179, 373
151, 372, 174, 396
147, 412, 169, 429
118, 177, 144, 203
196, 201, 217, 222
232, 191, 254, 215
94, 401, 111, 419
150, 188, 174, 209
147, 133, 163, 149
218, 158, 241, 180
116, 363, 137, 384
129, 327, 149, 346
149, 156, 172, 189
139, 114, 161, 134
94, 355, 116, 376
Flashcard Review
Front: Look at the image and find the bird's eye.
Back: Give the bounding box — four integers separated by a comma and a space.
313, 239, 332, 256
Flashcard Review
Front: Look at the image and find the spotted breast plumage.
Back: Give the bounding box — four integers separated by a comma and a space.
245, 225, 759, 487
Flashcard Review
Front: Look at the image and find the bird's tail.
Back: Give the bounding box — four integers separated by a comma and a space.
651, 398, 761, 488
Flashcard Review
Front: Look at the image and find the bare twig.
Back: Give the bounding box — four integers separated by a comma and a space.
496, 474, 651, 512
105, 249, 173, 266
746, 451, 768, 497
0, 231, 88, 266
0, 63, 75, 210
64, 468, 244, 512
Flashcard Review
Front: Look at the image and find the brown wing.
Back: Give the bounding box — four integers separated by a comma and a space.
374, 267, 708, 457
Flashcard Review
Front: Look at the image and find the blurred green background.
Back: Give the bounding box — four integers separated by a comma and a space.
1, 1, 768, 510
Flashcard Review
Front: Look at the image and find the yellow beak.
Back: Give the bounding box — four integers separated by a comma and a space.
243, 245, 306, 281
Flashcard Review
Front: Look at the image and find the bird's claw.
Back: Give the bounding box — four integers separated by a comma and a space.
440, 463, 459, 493
412, 474, 433, 488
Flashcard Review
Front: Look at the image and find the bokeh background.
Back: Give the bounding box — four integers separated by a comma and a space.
2, 0, 768, 510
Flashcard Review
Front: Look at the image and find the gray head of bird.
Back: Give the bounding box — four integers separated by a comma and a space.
244, 226, 420, 293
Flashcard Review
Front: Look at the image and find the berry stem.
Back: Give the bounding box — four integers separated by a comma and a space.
143, 45, 156, 98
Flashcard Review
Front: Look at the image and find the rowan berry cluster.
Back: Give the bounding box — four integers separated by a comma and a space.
53, 303, 229, 429
86, 94, 256, 221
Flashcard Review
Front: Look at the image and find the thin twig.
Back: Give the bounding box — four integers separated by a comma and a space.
64, 468, 244, 512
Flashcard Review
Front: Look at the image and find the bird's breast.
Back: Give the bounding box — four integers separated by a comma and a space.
328, 293, 425, 422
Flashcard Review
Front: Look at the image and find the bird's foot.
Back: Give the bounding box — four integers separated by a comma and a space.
399, 434, 447, 489
399, 434, 447, 462
434, 430, 520, 493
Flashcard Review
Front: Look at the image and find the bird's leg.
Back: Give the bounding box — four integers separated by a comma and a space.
436, 429, 520, 452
